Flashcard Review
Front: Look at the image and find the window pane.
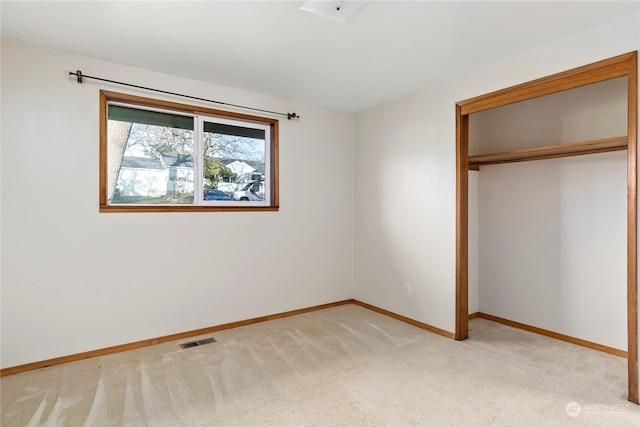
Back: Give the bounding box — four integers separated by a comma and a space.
109, 105, 194, 130
203, 122, 264, 139
101, 92, 278, 211
202, 120, 266, 202
107, 105, 195, 205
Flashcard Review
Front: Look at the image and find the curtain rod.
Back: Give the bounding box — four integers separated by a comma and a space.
68, 70, 300, 120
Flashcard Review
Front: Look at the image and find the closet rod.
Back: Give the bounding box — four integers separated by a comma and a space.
68, 70, 300, 120
469, 135, 628, 169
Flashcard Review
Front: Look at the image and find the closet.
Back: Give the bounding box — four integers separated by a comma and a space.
470, 77, 627, 346
454, 52, 638, 403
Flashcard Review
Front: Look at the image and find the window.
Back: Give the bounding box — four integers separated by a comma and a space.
100, 91, 278, 212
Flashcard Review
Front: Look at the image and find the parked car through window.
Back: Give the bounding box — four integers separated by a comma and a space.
203, 189, 232, 201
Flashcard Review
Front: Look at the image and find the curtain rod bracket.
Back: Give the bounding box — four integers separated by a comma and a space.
67, 69, 300, 120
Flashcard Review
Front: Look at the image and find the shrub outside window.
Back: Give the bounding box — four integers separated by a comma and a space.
100, 91, 278, 212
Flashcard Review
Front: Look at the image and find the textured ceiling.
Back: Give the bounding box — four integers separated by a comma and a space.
1, 1, 638, 112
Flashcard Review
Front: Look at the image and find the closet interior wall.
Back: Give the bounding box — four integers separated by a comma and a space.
468, 77, 629, 350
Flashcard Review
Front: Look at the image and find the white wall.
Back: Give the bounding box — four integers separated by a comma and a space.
353, 12, 638, 339
468, 171, 480, 315
473, 79, 628, 350
473, 77, 628, 154
0, 40, 354, 368
354, 94, 457, 326
478, 153, 627, 348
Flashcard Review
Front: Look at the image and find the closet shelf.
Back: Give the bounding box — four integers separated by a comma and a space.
468, 136, 628, 170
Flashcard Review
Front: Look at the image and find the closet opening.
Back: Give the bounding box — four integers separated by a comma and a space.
455, 52, 638, 403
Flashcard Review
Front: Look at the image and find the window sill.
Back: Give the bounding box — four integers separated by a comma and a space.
99, 205, 279, 213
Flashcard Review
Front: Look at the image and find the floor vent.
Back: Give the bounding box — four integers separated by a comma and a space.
180, 337, 217, 349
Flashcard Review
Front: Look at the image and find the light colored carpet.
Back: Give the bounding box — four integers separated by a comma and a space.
1, 304, 638, 426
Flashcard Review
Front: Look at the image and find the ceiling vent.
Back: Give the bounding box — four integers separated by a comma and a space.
300, 0, 370, 24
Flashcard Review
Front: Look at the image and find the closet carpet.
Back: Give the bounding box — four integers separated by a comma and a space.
1, 304, 638, 426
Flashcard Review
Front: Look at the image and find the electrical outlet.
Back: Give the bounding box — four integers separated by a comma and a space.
404, 283, 412, 296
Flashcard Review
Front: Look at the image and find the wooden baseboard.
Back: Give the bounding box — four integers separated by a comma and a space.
0, 299, 355, 377
352, 300, 455, 339
6, 302, 619, 377
1, 298, 459, 377
476, 312, 628, 359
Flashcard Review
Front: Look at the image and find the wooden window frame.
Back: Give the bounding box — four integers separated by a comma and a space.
99, 90, 279, 213
455, 51, 638, 403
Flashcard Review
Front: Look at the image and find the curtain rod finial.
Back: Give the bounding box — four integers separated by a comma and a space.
75, 70, 83, 84
287, 112, 300, 120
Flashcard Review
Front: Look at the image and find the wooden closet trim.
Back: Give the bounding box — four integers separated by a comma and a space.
627, 52, 638, 405
455, 51, 638, 404
458, 52, 634, 115
455, 105, 469, 340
